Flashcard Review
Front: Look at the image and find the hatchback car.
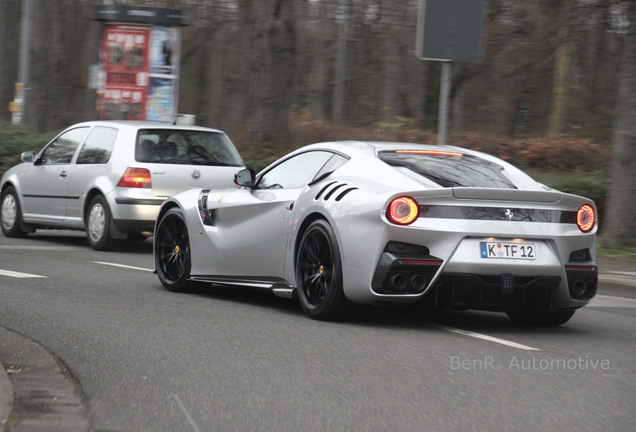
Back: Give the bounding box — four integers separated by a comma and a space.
1, 120, 244, 250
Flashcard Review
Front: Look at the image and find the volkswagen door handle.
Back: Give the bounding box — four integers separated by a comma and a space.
59, 171, 68, 178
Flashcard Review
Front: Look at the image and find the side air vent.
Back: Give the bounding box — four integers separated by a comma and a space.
335, 187, 358, 201
315, 182, 359, 202
198, 189, 214, 225
315, 181, 338, 200
324, 184, 347, 200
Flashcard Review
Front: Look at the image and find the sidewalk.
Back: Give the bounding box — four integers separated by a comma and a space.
0, 327, 90, 432
596, 252, 636, 298
1, 252, 634, 431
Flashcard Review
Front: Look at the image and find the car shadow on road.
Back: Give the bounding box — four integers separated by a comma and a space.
166, 282, 589, 337
25, 231, 154, 254
397, 306, 590, 338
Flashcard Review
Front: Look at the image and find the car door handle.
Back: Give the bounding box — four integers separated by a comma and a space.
59, 171, 68, 178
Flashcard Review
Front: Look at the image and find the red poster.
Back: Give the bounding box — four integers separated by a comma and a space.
97, 24, 151, 120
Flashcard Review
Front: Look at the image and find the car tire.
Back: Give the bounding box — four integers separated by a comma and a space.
1, 186, 29, 238
296, 219, 348, 320
506, 309, 576, 326
155, 207, 194, 293
86, 195, 119, 251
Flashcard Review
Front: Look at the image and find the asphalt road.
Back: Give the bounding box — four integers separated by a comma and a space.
1, 231, 635, 432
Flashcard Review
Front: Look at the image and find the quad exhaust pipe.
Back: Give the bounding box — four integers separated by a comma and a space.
569, 279, 597, 299
388, 273, 427, 292
409, 274, 428, 291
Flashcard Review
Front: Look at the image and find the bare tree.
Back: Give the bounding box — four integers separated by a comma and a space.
239, 0, 297, 144
27, 0, 92, 131
604, 1, 636, 247
547, 0, 575, 136
0, 0, 626, 151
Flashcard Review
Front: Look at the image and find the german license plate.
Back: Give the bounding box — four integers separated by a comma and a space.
480, 241, 536, 260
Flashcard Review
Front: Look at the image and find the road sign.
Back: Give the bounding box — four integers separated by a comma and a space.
416, 0, 486, 63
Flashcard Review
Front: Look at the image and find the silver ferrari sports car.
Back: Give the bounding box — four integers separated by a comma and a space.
153, 141, 598, 325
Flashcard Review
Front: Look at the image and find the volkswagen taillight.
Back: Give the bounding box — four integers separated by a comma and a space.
117, 168, 152, 188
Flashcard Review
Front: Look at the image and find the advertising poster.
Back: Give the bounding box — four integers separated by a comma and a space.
147, 26, 181, 122
97, 24, 150, 120
97, 24, 180, 122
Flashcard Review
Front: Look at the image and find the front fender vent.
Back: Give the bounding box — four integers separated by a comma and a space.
198, 189, 214, 225
314, 181, 358, 202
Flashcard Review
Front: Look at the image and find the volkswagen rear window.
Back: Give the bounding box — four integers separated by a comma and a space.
136, 130, 243, 166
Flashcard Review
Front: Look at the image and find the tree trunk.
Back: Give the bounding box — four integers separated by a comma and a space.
239, 0, 296, 144
547, 0, 574, 136
603, 2, 636, 247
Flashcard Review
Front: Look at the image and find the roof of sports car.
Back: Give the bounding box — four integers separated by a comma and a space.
309, 140, 469, 152
296, 140, 545, 191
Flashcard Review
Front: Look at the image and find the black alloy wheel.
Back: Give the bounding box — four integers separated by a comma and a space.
155, 207, 193, 292
296, 219, 347, 320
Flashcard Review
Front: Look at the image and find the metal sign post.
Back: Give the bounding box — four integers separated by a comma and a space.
437, 62, 452, 147
416, 0, 487, 145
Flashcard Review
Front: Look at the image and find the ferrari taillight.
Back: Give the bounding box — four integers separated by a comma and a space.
387, 196, 419, 225
117, 168, 152, 188
576, 204, 596, 232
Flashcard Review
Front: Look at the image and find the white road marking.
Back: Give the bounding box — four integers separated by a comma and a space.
397, 312, 543, 351
0, 245, 83, 251
0, 269, 47, 278
172, 394, 202, 432
434, 324, 541, 351
93, 261, 153, 272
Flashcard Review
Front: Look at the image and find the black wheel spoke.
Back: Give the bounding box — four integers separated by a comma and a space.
303, 237, 321, 263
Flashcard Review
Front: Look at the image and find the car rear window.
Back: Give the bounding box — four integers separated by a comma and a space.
135, 129, 243, 166
378, 149, 516, 189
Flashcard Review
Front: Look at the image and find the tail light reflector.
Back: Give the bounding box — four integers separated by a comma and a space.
387, 196, 419, 225
576, 204, 596, 232
117, 168, 152, 188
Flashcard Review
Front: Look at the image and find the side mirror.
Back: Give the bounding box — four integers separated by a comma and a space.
20, 151, 36, 163
234, 168, 255, 188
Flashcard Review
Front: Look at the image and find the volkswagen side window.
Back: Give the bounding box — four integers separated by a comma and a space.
77, 127, 118, 165
39, 127, 89, 165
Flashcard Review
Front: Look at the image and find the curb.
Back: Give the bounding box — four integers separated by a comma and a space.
0, 361, 11, 432
0, 326, 90, 432
597, 278, 636, 299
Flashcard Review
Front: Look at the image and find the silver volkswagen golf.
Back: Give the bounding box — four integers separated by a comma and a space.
1, 120, 244, 250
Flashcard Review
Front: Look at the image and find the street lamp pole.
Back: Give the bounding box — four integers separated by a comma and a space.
16, 0, 33, 125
